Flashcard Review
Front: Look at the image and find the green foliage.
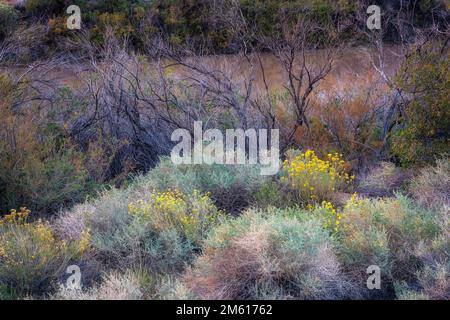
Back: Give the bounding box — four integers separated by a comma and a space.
138, 157, 267, 214
24, 0, 66, 16
183, 208, 350, 299
128, 190, 223, 245
392, 45, 450, 166
0, 3, 17, 39
57, 186, 223, 276
337, 195, 442, 297
0, 73, 97, 216
0, 208, 89, 299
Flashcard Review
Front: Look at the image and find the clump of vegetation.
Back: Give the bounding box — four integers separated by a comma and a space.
128, 189, 223, 245
391, 45, 450, 166
0, 72, 97, 216
0, 3, 17, 39
55, 183, 224, 277
139, 157, 266, 214
182, 208, 351, 300
337, 195, 442, 298
358, 162, 409, 197
0, 208, 90, 299
409, 157, 450, 211
52, 270, 144, 300
281, 149, 354, 204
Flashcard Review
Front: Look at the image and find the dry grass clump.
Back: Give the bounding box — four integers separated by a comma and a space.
0, 208, 90, 299
281, 149, 354, 206
357, 162, 409, 197
138, 157, 266, 214
410, 158, 450, 211
52, 270, 144, 300
182, 208, 351, 300
395, 261, 450, 300
337, 195, 442, 298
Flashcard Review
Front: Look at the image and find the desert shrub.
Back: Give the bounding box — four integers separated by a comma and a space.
52, 270, 144, 300
91, 12, 134, 43
391, 45, 450, 166
156, 276, 197, 300
395, 261, 450, 300
410, 158, 450, 211
310, 199, 345, 233
0, 3, 17, 39
183, 208, 352, 300
137, 157, 266, 214
281, 149, 354, 205
253, 180, 298, 210
337, 195, 442, 298
0, 72, 97, 216
56, 186, 222, 275
358, 162, 409, 197
128, 190, 223, 244
0, 208, 90, 299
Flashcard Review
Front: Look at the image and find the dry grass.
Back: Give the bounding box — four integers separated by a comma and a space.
410, 158, 450, 211
358, 162, 409, 197
52, 270, 143, 300
183, 210, 352, 300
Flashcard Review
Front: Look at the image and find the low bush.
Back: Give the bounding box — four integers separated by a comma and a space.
182, 208, 351, 300
337, 195, 442, 298
395, 261, 450, 300
0, 208, 89, 299
137, 157, 266, 214
0, 3, 17, 39
0, 72, 97, 216
52, 270, 144, 300
55, 186, 222, 275
357, 162, 409, 197
281, 149, 354, 205
128, 189, 223, 244
409, 158, 450, 211
391, 45, 450, 166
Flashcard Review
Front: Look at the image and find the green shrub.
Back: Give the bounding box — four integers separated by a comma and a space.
391, 45, 450, 166
56, 186, 222, 275
128, 189, 223, 244
136, 157, 267, 214
337, 195, 442, 298
182, 208, 352, 299
0, 73, 97, 216
0, 3, 17, 39
0, 208, 89, 299
280, 149, 354, 206
409, 158, 450, 211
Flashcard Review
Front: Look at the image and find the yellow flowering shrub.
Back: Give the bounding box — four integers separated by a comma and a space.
0, 208, 90, 298
309, 193, 364, 233
128, 190, 223, 244
310, 201, 342, 232
282, 150, 354, 204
